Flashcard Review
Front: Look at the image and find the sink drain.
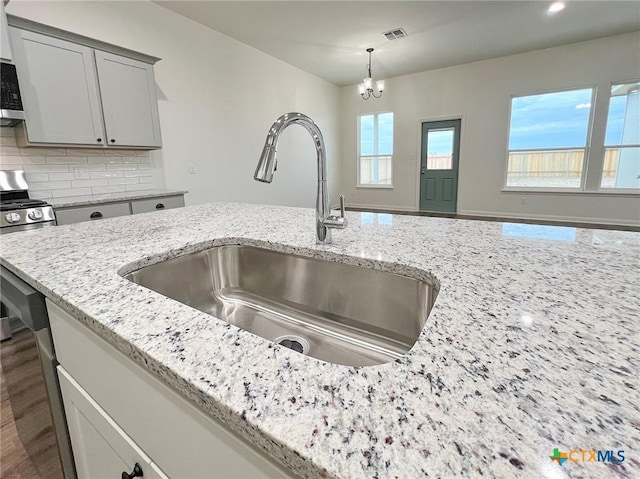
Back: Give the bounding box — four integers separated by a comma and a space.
274, 335, 309, 355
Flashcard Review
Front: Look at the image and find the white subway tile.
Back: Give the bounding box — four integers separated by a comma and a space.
135, 150, 151, 157
29, 180, 72, 190
20, 147, 66, 156
0, 136, 17, 146
46, 156, 87, 165
52, 187, 92, 198
126, 183, 155, 191
25, 173, 50, 182
0, 146, 21, 156
0, 144, 16, 156
109, 177, 138, 186
0, 155, 46, 165
28, 189, 53, 199
120, 156, 141, 164
72, 163, 106, 170
22, 164, 70, 173
48, 172, 76, 181
90, 170, 123, 179
137, 164, 152, 170
135, 156, 151, 164
123, 169, 152, 178
108, 149, 138, 156
139, 176, 154, 184
91, 185, 125, 194
71, 179, 109, 188
88, 156, 123, 164
107, 163, 136, 170
65, 148, 105, 157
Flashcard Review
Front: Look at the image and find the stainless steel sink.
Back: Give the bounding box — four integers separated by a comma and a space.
124, 245, 438, 366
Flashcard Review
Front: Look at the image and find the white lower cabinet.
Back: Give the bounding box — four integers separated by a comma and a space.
58, 367, 168, 479
48, 300, 296, 479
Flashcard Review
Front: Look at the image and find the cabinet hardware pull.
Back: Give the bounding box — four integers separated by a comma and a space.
110, 139, 116, 143
121, 462, 143, 479
155, 203, 165, 209
89, 212, 103, 219
97, 138, 102, 143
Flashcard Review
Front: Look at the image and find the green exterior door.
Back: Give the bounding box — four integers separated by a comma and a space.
419, 119, 461, 213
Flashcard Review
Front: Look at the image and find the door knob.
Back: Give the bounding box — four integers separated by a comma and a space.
421, 168, 426, 174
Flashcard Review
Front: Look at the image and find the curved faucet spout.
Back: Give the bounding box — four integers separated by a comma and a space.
254, 112, 346, 244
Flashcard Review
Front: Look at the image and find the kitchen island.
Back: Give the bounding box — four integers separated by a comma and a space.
0, 202, 637, 478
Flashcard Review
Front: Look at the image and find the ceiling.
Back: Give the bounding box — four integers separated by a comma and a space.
155, 1, 640, 86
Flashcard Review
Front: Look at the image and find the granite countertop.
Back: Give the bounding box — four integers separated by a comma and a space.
0, 202, 638, 479
50, 189, 188, 208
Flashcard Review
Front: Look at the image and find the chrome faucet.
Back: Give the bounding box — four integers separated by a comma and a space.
254, 112, 347, 244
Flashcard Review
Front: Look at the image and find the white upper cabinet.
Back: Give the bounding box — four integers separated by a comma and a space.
8, 20, 162, 149
1, 3, 13, 61
95, 51, 162, 148
9, 28, 105, 145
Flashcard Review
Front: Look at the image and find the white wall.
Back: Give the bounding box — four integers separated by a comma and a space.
339, 32, 640, 226
6, 0, 341, 208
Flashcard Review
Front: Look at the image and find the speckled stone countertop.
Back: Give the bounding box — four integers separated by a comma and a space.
50, 189, 188, 208
1, 203, 638, 478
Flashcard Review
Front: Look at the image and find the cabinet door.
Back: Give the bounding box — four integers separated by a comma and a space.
8, 28, 105, 145
1, 3, 12, 61
57, 366, 169, 479
95, 51, 162, 148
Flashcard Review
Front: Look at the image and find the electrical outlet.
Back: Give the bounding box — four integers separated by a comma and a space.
188, 165, 196, 174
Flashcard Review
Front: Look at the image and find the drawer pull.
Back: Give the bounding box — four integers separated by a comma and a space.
110, 139, 116, 143
89, 211, 103, 219
121, 463, 143, 479
155, 203, 165, 209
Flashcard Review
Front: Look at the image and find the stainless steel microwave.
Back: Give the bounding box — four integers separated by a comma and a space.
1, 61, 25, 122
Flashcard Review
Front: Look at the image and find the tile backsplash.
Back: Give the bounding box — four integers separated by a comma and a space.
0, 128, 159, 200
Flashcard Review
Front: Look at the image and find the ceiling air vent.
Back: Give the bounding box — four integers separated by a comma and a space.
383, 28, 407, 41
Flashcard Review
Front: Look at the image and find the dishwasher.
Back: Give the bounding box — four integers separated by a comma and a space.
0, 265, 76, 479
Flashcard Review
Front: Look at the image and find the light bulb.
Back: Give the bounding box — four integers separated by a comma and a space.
376, 80, 384, 93
363, 77, 372, 90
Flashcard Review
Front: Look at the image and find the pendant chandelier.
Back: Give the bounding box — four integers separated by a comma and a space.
358, 48, 384, 100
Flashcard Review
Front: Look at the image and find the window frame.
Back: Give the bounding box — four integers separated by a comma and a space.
356, 111, 394, 189
599, 81, 640, 192
502, 85, 596, 192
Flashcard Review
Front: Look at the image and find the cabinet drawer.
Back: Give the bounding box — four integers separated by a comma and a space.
131, 195, 184, 214
58, 367, 169, 479
55, 202, 131, 225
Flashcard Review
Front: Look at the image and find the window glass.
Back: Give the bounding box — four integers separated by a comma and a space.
506, 88, 593, 188
601, 83, 639, 189
426, 128, 454, 170
360, 115, 374, 156
358, 112, 393, 186
509, 89, 593, 149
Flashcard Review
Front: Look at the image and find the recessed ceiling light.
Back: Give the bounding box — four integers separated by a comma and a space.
547, 2, 565, 14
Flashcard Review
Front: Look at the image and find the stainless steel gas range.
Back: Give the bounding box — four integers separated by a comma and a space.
0, 169, 56, 232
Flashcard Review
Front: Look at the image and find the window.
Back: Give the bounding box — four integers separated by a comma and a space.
358, 112, 393, 186
601, 82, 640, 189
506, 88, 594, 189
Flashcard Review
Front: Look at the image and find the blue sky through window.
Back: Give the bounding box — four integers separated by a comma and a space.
509, 89, 593, 149
605, 95, 629, 145
360, 113, 393, 155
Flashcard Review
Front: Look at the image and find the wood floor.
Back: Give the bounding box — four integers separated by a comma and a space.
0, 330, 62, 479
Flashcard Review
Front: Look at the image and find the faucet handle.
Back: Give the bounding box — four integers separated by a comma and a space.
324, 194, 348, 230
